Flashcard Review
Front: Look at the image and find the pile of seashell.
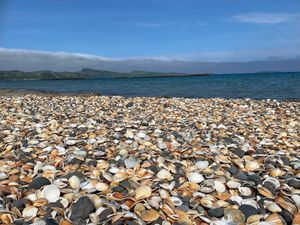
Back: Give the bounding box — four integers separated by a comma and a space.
0, 94, 300, 225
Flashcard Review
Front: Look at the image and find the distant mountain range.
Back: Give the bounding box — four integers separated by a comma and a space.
0, 68, 209, 80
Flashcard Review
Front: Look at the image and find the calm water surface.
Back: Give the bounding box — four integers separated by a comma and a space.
0, 72, 299, 99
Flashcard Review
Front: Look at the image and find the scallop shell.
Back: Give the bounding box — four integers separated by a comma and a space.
42, 185, 60, 203
135, 185, 152, 200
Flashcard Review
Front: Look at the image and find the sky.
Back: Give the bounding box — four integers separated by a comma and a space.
0, 0, 300, 73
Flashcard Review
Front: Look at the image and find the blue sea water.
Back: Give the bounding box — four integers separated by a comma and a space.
0, 72, 299, 100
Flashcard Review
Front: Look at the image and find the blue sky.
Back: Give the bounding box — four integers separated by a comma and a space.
1, 0, 300, 60
0, 0, 300, 73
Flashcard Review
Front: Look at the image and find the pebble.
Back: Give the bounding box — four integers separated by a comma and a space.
70, 196, 95, 221
208, 208, 225, 218
27, 177, 51, 190
239, 204, 258, 219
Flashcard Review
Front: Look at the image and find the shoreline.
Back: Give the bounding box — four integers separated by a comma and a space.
0, 88, 299, 102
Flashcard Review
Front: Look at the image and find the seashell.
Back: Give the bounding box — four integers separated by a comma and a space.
265, 201, 282, 213
199, 179, 215, 193
291, 194, 300, 207
157, 169, 172, 180
135, 185, 152, 200
159, 189, 170, 199
238, 186, 253, 197
22, 206, 38, 219
140, 209, 160, 222
226, 180, 241, 189
0, 212, 15, 224
148, 196, 162, 209
214, 181, 226, 193
269, 168, 284, 177
293, 213, 300, 225
95, 182, 109, 192
169, 197, 183, 206
246, 215, 264, 224
187, 172, 204, 183
195, 160, 209, 170
245, 161, 260, 172
275, 196, 297, 215
265, 213, 285, 225
42, 185, 60, 202
257, 185, 274, 199
33, 198, 48, 207
263, 177, 280, 189
68, 175, 81, 189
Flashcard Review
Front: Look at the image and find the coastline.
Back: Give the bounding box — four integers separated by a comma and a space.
0, 92, 300, 224
0, 88, 299, 102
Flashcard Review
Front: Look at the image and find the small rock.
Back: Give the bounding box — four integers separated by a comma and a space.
99, 207, 114, 222
208, 208, 224, 218
224, 208, 245, 225
228, 166, 239, 175
288, 179, 300, 189
28, 177, 51, 190
239, 204, 257, 219
232, 148, 245, 158
247, 174, 262, 185
70, 196, 95, 221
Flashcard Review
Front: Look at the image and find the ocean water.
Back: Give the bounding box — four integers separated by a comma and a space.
0, 72, 299, 100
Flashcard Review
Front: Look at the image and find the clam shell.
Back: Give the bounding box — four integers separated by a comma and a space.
157, 169, 172, 180
42, 185, 60, 202
68, 175, 81, 189
22, 206, 38, 219
187, 172, 204, 183
135, 185, 152, 200
140, 209, 160, 222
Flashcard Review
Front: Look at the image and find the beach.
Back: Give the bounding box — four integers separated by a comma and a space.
1, 92, 300, 225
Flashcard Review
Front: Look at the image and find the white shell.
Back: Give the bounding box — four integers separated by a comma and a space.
169, 197, 182, 206
157, 169, 172, 180
42, 185, 60, 202
22, 206, 38, 219
95, 182, 109, 192
195, 160, 209, 170
187, 172, 204, 183
214, 181, 226, 193
69, 175, 81, 189
226, 180, 241, 189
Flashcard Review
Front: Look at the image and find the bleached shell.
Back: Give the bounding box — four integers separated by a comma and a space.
42, 185, 60, 203
214, 181, 226, 193
291, 194, 300, 207
187, 172, 204, 183
22, 206, 38, 219
68, 175, 81, 189
169, 196, 182, 206
265, 201, 282, 213
195, 160, 209, 170
226, 180, 241, 189
157, 169, 172, 180
245, 161, 260, 172
95, 182, 109, 192
238, 186, 253, 196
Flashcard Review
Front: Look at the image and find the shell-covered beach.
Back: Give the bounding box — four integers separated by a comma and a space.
1, 93, 300, 225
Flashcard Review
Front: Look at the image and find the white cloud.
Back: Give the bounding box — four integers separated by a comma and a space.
232, 13, 299, 24
0, 47, 299, 73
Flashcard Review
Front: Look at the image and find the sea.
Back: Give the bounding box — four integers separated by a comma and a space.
0, 72, 299, 100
